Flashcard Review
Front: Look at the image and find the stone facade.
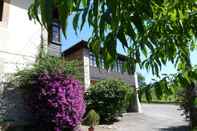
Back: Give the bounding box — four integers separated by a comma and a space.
0, 74, 33, 131
0, 0, 52, 129
64, 48, 84, 61
48, 43, 61, 57
62, 41, 135, 88
0, 0, 47, 74
90, 66, 135, 86
63, 46, 91, 88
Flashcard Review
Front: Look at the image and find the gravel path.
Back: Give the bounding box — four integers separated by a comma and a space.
82, 104, 190, 131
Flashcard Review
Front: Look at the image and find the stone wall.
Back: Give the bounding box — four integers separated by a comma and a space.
0, 0, 44, 74
90, 66, 135, 86
0, 74, 32, 130
63, 48, 86, 86
64, 48, 84, 61
48, 43, 61, 57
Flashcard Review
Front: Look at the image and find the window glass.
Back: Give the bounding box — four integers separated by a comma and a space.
89, 52, 125, 73
117, 60, 124, 73
112, 63, 118, 72
100, 58, 104, 69
90, 52, 96, 67
0, 1, 4, 21
51, 23, 60, 44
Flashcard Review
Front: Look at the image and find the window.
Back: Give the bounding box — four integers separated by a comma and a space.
90, 52, 96, 67
49, 8, 61, 44
100, 58, 104, 69
112, 63, 118, 72
0, 0, 4, 21
51, 22, 61, 44
117, 60, 124, 73
89, 52, 125, 73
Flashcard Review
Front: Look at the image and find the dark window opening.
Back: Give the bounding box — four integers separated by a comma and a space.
52, 8, 59, 20
49, 8, 61, 45
0, 1, 4, 21
51, 22, 61, 44
89, 52, 125, 73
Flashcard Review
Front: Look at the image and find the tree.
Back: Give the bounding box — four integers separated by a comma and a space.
28, 0, 196, 75
28, 0, 197, 127
144, 65, 197, 127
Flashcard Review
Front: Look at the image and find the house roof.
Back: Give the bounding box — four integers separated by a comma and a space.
62, 40, 127, 60
62, 40, 88, 56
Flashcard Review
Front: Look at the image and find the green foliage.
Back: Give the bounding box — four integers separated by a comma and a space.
83, 109, 100, 127
140, 87, 177, 103
137, 73, 146, 86
194, 98, 197, 106
142, 65, 197, 128
28, 0, 79, 35
192, 127, 197, 131
140, 76, 175, 102
85, 79, 133, 123
14, 56, 83, 89
28, 0, 197, 76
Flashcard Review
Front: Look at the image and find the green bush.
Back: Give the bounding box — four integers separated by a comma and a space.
11, 56, 85, 131
14, 56, 83, 89
85, 79, 133, 123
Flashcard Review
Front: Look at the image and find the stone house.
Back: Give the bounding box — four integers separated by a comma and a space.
0, 1, 141, 129
0, 0, 61, 129
62, 40, 135, 89
0, 0, 61, 75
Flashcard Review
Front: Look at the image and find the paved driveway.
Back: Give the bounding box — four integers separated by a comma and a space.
82, 104, 190, 131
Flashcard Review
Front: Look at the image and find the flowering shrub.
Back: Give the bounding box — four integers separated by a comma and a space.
29, 73, 86, 131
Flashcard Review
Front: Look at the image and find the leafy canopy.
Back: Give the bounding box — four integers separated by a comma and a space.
28, 0, 197, 75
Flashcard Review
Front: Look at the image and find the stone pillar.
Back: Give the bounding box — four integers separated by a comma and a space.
133, 72, 142, 113
83, 49, 90, 89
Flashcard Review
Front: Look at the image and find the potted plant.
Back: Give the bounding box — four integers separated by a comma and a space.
84, 109, 100, 131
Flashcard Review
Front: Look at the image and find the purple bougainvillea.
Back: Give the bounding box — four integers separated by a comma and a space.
29, 73, 86, 131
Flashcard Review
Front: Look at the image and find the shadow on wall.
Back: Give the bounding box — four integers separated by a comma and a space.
6, 0, 31, 10
159, 126, 190, 131
0, 82, 33, 130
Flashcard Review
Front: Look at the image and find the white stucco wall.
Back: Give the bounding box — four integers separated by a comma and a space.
0, 0, 46, 73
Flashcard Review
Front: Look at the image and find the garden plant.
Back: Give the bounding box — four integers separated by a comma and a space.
85, 79, 133, 123
83, 109, 100, 131
14, 56, 86, 131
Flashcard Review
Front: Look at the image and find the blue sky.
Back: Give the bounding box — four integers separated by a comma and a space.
62, 16, 197, 83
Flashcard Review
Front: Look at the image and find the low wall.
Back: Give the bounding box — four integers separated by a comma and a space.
0, 74, 32, 131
